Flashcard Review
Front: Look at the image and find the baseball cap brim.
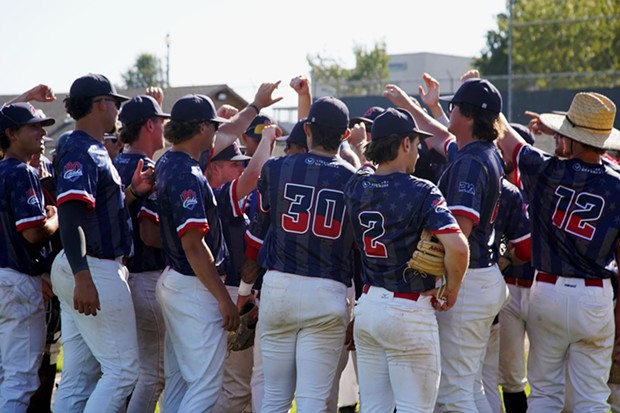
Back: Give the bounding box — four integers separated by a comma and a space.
439, 94, 455, 103
109, 92, 130, 102
413, 128, 434, 139
350, 116, 372, 124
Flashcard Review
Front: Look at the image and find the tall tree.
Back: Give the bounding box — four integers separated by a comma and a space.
307, 41, 389, 96
474, 0, 620, 89
121, 53, 165, 89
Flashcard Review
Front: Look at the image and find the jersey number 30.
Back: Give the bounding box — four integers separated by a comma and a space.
551, 185, 604, 241
281, 183, 345, 239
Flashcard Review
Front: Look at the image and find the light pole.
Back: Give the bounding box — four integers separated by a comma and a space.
165, 33, 171, 88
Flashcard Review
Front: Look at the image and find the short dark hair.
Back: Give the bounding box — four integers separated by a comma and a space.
64, 96, 95, 120
164, 119, 203, 145
456, 102, 501, 142
306, 123, 346, 152
0, 125, 22, 150
119, 118, 150, 145
364, 133, 418, 165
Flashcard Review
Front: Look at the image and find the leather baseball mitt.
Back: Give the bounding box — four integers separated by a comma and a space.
227, 302, 259, 352
405, 229, 446, 278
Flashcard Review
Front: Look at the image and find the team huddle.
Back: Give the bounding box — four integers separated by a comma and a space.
0, 69, 619, 413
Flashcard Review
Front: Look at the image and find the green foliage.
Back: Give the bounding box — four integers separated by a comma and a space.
474, 0, 620, 90
307, 41, 389, 96
121, 53, 166, 89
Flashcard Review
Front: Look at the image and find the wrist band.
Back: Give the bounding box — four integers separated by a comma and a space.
128, 185, 142, 198
238, 280, 253, 296
248, 103, 260, 114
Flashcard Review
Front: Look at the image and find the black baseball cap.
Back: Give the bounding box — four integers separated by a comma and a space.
210, 142, 251, 162
276, 118, 308, 149
119, 95, 170, 124
245, 114, 275, 140
350, 106, 386, 126
307, 97, 349, 129
170, 94, 230, 123
440, 78, 502, 114
69, 73, 130, 101
371, 107, 432, 141
0, 103, 55, 135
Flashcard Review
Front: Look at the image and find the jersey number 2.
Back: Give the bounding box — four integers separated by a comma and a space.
281, 183, 345, 239
358, 211, 388, 258
551, 185, 604, 241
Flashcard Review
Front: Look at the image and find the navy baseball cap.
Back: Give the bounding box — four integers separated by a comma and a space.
510, 122, 536, 145
440, 78, 502, 114
210, 142, 252, 162
0, 102, 55, 135
350, 106, 386, 125
371, 107, 433, 141
170, 94, 230, 123
119, 95, 170, 124
245, 114, 275, 140
276, 118, 308, 149
307, 97, 349, 129
69, 73, 130, 101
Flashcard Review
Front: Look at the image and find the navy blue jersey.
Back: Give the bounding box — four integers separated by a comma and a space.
55, 131, 132, 259
515, 143, 620, 279
345, 165, 461, 293
113, 152, 165, 273
155, 150, 227, 276
494, 179, 534, 280
246, 153, 356, 286
438, 140, 504, 268
214, 179, 250, 286
0, 159, 50, 275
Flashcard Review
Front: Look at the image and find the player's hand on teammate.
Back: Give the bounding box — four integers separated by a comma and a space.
220, 299, 241, 332
290, 75, 311, 96
261, 124, 282, 143
216, 104, 240, 120
74, 270, 100, 316
251, 81, 284, 111
22, 84, 56, 103
130, 158, 155, 197
145, 87, 164, 107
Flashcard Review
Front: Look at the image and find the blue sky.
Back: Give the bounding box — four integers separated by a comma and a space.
1, 0, 506, 109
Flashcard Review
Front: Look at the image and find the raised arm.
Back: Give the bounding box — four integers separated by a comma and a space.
215, 81, 283, 152
383, 83, 454, 158
234, 125, 278, 200
290, 75, 312, 119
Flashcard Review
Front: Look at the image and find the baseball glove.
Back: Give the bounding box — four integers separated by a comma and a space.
405, 229, 446, 278
227, 302, 259, 352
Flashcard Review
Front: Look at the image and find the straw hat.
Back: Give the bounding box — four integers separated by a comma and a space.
539, 92, 620, 150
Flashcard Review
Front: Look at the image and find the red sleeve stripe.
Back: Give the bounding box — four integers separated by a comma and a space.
449, 206, 480, 225
430, 226, 462, 235
229, 179, 243, 217
258, 191, 269, 214
16, 215, 46, 232
444, 138, 456, 156
511, 234, 532, 262
176, 219, 209, 238
245, 244, 260, 261
138, 207, 159, 223
512, 142, 526, 189
57, 190, 96, 208
244, 230, 264, 250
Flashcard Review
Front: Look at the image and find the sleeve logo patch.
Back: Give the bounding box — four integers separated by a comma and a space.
458, 182, 476, 196
181, 189, 198, 210
26, 188, 38, 205
63, 161, 83, 182
432, 198, 448, 212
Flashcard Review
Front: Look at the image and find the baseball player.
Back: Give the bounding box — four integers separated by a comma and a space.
344, 107, 469, 412
208, 134, 277, 413
0, 102, 57, 413
384, 78, 509, 412
155, 94, 239, 412
51, 73, 153, 413
114, 94, 170, 413
498, 92, 620, 411
238, 97, 356, 413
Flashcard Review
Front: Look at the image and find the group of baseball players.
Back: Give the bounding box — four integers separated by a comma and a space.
0, 66, 619, 413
